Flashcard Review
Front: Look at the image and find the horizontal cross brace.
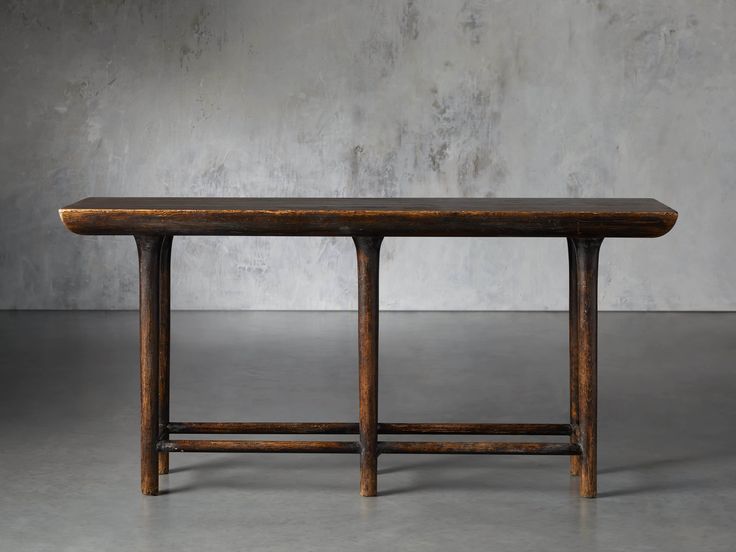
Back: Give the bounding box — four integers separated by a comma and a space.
166, 421, 572, 436
378, 441, 580, 455
158, 440, 359, 453
157, 439, 581, 456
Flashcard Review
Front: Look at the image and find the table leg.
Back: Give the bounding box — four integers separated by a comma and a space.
135, 235, 164, 496
353, 236, 382, 497
567, 238, 581, 476
571, 237, 602, 498
158, 236, 173, 475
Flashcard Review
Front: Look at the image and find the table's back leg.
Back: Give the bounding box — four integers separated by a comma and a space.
571, 237, 602, 498
353, 236, 382, 497
567, 238, 581, 477
158, 236, 173, 476
135, 235, 164, 496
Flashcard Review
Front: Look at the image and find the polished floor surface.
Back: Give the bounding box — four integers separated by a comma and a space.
1, 311, 734, 551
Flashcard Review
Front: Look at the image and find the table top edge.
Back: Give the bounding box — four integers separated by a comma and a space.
59, 197, 678, 215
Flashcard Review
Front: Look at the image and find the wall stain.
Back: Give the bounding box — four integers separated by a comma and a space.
458, 0, 484, 45
349, 146, 398, 197
428, 143, 449, 172
625, 21, 680, 93
362, 34, 397, 77
457, 149, 505, 197
351, 145, 363, 184
180, 6, 212, 70
400, 0, 420, 42
5, 0, 51, 30
424, 68, 508, 195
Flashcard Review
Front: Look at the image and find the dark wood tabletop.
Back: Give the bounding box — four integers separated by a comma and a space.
59, 197, 677, 238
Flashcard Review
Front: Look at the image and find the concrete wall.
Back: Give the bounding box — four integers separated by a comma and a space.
1, 1, 733, 310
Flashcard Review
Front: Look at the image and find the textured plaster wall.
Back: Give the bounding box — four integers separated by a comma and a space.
1, 1, 734, 310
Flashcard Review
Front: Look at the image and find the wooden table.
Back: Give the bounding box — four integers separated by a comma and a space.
59, 198, 677, 498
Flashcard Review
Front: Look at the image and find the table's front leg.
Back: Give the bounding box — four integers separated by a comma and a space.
135, 235, 164, 496
158, 236, 173, 476
353, 236, 382, 497
567, 238, 581, 477
571, 237, 603, 498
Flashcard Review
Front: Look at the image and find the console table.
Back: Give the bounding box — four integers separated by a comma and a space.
59, 197, 677, 498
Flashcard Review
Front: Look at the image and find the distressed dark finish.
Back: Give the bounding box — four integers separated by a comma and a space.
135, 236, 163, 496
379, 422, 572, 435
168, 422, 359, 434
378, 441, 581, 455
60, 197, 677, 498
572, 238, 603, 498
354, 236, 382, 497
567, 238, 581, 477
166, 422, 572, 435
59, 197, 677, 238
159, 440, 360, 453
157, 236, 172, 476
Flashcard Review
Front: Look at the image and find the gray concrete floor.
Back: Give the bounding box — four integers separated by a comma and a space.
0, 311, 734, 551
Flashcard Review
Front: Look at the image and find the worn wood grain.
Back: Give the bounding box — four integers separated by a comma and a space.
135, 235, 163, 496
378, 441, 581, 455
379, 422, 572, 435
166, 421, 573, 435
159, 440, 360, 453
572, 238, 602, 498
167, 422, 358, 434
59, 197, 677, 238
157, 236, 172, 476
568, 238, 581, 477
354, 236, 382, 497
